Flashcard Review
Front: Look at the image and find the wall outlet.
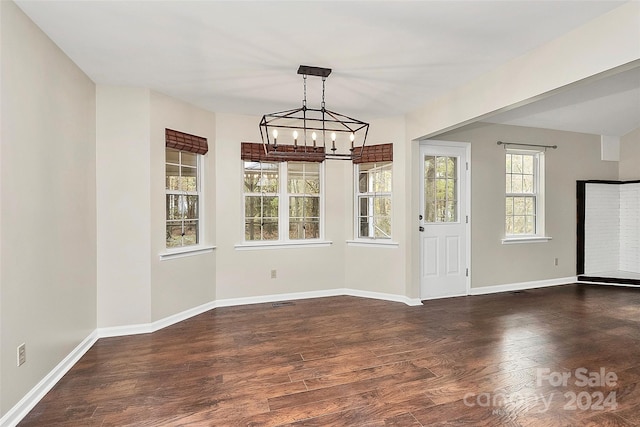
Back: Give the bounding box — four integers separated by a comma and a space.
270, 269, 277, 279
554, 257, 559, 266
17, 343, 26, 367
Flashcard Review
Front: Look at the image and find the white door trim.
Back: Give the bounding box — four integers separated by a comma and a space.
419, 140, 471, 299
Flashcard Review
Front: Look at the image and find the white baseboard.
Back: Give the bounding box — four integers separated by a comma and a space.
97, 288, 418, 338
576, 280, 639, 288
469, 276, 577, 296
0, 331, 98, 427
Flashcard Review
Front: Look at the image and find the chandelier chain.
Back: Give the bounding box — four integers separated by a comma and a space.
303, 75, 307, 108
321, 77, 326, 110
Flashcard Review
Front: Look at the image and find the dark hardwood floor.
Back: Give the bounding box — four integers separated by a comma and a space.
19, 284, 640, 426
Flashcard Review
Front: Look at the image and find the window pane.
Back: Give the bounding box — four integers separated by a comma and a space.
244, 167, 261, 193
514, 197, 525, 215
525, 197, 535, 215
166, 223, 183, 248
289, 196, 304, 217
166, 164, 180, 190
445, 201, 457, 222
289, 220, 303, 240
305, 174, 320, 194
359, 217, 371, 238
246, 219, 270, 241
512, 155, 523, 173
182, 166, 197, 192
522, 175, 534, 193
359, 196, 370, 216
262, 219, 278, 240
166, 148, 180, 164
185, 195, 198, 220
359, 171, 369, 193
374, 217, 392, 238
182, 152, 197, 167
305, 197, 320, 217
446, 157, 457, 179
506, 216, 514, 234
289, 219, 319, 240
166, 195, 181, 220
244, 196, 262, 218
425, 201, 435, 223
304, 220, 320, 239
523, 155, 534, 174
514, 216, 525, 234
183, 220, 199, 245
506, 197, 514, 216
512, 175, 523, 193
374, 196, 391, 216
505, 174, 512, 193
263, 196, 279, 218
506, 154, 512, 173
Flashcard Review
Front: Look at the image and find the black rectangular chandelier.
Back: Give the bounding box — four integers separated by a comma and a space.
259, 65, 369, 161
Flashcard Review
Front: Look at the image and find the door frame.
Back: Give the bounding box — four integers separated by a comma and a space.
419, 139, 472, 299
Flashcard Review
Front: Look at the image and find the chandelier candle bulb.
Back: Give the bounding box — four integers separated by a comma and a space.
272, 129, 278, 148
293, 130, 298, 149
350, 132, 355, 150
331, 132, 337, 152
312, 132, 317, 148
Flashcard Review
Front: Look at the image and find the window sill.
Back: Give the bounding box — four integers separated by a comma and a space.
159, 245, 216, 260
235, 240, 333, 251
346, 240, 399, 248
501, 236, 552, 245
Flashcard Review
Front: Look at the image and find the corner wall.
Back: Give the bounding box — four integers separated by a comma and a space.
1, 0, 97, 415
96, 87, 218, 328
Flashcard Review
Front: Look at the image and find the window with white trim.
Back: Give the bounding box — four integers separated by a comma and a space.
355, 161, 392, 239
505, 150, 545, 236
166, 148, 201, 247
243, 160, 323, 242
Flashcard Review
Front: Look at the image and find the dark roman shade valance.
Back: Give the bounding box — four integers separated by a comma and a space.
166, 128, 208, 155
241, 142, 326, 163
241, 143, 392, 163
352, 143, 393, 164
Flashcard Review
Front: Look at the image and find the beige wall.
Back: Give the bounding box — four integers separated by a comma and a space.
149, 91, 216, 321
619, 127, 640, 180
1, 0, 97, 415
96, 86, 152, 328
435, 123, 619, 288
97, 87, 218, 327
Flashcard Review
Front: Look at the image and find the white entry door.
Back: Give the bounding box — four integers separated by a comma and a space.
420, 141, 470, 299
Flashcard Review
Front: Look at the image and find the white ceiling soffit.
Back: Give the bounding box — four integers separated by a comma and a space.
15, 0, 629, 127
483, 65, 640, 137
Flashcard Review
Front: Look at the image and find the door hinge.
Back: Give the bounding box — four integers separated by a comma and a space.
466, 162, 469, 171
466, 268, 469, 277
466, 215, 469, 224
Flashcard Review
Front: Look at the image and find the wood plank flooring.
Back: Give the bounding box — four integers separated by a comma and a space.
19, 284, 640, 426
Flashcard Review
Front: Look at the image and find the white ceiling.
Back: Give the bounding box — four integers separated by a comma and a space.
15, 0, 638, 136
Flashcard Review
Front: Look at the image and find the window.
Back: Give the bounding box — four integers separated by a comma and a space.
243, 159, 323, 243
244, 161, 279, 241
166, 148, 201, 247
505, 150, 544, 236
164, 128, 208, 249
288, 162, 320, 239
424, 156, 457, 223
356, 162, 392, 239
